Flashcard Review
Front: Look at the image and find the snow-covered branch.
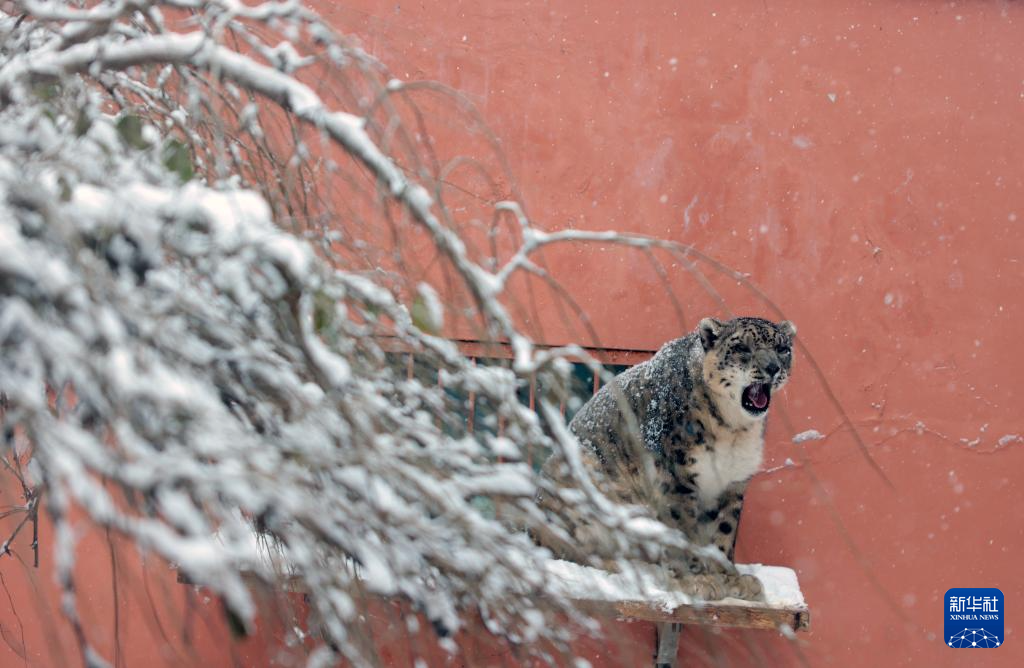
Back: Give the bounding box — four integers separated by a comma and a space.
0, 2, 709, 665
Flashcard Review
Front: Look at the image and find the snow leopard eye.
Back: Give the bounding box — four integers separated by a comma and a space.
776, 345, 791, 356
734, 343, 751, 354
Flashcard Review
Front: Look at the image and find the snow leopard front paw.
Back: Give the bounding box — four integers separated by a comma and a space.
670, 572, 763, 602
671, 574, 728, 600
670, 547, 730, 576
690, 553, 731, 575
722, 572, 764, 601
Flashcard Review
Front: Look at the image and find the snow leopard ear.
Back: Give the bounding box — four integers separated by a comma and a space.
778, 320, 797, 339
698, 317, 724, 352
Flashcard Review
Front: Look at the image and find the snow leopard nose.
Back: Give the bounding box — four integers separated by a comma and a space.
756, 350, 781, 378
749, 346, 778, 379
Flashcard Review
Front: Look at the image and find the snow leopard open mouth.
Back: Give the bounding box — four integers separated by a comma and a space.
741, 383, 771, 415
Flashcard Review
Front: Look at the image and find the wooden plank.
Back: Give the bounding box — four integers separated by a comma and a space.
374, 335, 655, 365
548, 561, 810, 634
573, 597, 810, 632
180, 560, 811, 635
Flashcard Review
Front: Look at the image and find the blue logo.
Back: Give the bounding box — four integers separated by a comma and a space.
945, 588, 1003, 648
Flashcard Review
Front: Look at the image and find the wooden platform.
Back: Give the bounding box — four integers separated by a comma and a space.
575, 595, 809, 632
549, 561, 810, 632
181, 554, 809, 667
547, 561, 809, 667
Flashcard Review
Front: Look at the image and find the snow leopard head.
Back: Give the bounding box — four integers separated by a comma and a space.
698, 316, 797, 423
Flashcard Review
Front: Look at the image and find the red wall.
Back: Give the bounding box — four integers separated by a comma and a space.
3, 1, 1023, 666
318, 1, 1024, 666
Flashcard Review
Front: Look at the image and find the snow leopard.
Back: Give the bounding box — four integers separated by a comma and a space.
544, 316, 796, 601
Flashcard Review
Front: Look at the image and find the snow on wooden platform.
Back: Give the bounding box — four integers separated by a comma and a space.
181, 535, 809, 633
546, 560, 810, 632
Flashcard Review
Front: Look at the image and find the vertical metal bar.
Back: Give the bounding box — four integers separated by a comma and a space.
655, 622, 682, 668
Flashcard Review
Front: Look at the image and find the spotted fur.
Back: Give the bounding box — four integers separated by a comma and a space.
547, 316, 796, 600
